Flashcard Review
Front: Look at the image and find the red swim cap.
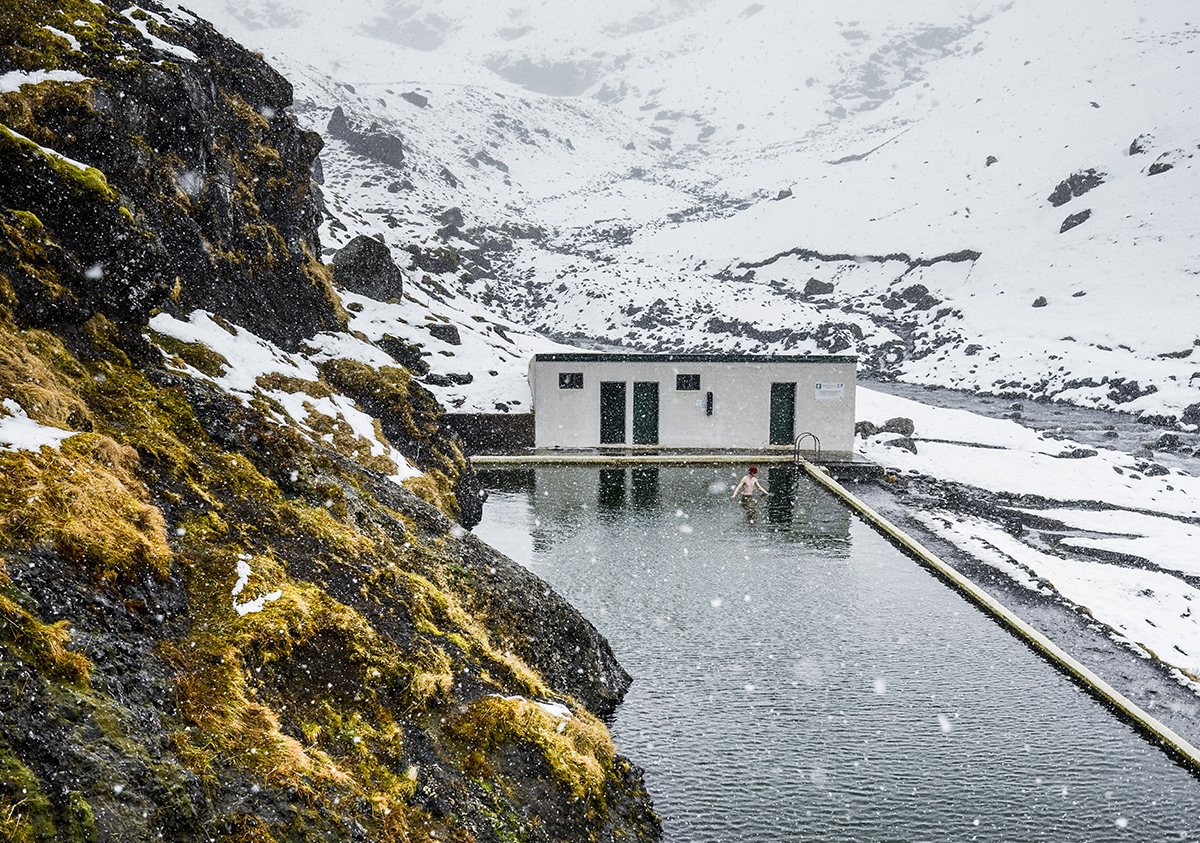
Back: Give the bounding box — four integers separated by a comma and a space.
748, 466, 758, 474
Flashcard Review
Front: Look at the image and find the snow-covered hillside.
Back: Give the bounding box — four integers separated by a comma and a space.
173, 0, 1199, 422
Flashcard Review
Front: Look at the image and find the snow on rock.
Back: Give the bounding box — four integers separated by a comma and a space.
495, 694, 572, 719
231, 555, 283, 616
917, 510, 1200, 685
148, 310, 421, 482
0, 69, 88, 92
0, 399, 77, 453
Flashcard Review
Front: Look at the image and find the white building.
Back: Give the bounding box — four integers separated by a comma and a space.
529, 353, 857, 453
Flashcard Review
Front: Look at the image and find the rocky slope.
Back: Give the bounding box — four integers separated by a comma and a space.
0, 2, 658, 840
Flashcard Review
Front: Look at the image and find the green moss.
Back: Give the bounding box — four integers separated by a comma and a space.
446, 696, 616, 802
0, 0, 191, 83
0, 748, 55, 843
150, 330, 229, 378
0, 210, 76, 314
64, 791, 96, 843
0, 123, 116, 205
314, 358, 473, 519
9, 211, 43, 232
301, 247, 349, 330
0, 323, 90, 430
0, 433, 171, 583
0, 564, 91, 683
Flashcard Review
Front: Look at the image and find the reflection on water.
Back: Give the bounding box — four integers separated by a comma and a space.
474, 466, 1200, 843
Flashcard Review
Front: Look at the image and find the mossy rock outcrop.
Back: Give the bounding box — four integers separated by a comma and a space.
0, 0, 338, 351
0, 2, 658, 841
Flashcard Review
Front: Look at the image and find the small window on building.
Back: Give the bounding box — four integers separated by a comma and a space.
559, 372, 583, 390
676, 374, 701, 391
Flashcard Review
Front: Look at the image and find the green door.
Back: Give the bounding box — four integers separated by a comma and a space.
600, 381, 626, 444
632, 381, 659, 445
769, 382, 796, 445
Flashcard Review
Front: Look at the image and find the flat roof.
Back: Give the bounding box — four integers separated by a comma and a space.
532, 353, 858, 364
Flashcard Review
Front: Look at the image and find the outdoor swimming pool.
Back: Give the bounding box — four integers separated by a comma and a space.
474, 465, 1200, 842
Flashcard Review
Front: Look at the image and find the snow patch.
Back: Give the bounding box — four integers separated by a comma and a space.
0, 399, 77, 453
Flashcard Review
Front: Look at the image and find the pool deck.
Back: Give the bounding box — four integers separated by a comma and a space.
469, 449, 884, 480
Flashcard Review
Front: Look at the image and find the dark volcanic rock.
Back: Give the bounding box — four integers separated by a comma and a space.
803, 278, 835, 296
855, 420, 879, 438
377, 334, 431, 374
0, 129, 174, 331
881, 417, 916, 436
1149, 155, 1175, 176
331, 235, 405, 300
439, 207, 465, 230
1106, 378, 1156, 404
812, 321, 863, 354
1150, 433, 1185, 451
0, 10, 339, 350
1059, 209, 1092, 233
326, 105, 405, 169
406, 243, 461, 274
1047, 168, 1105, 207
427, 323, 462, 345
1182, 402, 1200, 427
885, 435, 918, 453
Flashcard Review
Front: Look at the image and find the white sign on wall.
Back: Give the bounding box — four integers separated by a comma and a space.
814, 382, 845, 401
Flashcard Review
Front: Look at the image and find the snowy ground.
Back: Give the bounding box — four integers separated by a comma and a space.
856, 385, 1200, 698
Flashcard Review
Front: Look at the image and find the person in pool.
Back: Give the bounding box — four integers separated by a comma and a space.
730, 466, 770, 500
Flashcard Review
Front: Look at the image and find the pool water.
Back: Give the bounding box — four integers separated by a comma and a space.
474, 465, 1200, 842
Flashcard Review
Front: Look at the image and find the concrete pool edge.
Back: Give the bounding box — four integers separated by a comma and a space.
796, 458, 1200, 777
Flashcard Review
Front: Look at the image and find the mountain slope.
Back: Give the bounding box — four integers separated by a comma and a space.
178, 0, 1200, 422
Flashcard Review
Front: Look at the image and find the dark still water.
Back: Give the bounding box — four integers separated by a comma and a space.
474, 465, 1200, 842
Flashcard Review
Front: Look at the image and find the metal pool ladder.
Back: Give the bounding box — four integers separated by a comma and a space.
793, 432, 821, 465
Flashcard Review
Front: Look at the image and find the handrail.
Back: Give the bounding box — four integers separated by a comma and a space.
793, 432, 821, 464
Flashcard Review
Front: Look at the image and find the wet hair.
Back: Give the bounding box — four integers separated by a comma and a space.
748, 466, 758, 475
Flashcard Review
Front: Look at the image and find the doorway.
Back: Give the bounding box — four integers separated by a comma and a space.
600, 381, 627, 444
632, 381, 659, 445
769, 382, 796, 445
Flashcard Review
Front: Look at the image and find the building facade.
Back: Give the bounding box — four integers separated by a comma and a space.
529, 353, 857, 453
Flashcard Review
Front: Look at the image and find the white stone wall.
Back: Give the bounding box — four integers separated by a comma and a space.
530, 355, 857, 452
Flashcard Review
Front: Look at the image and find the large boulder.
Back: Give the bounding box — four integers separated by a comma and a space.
1059, 209, 1092, 233
1047, 168, 1104, 207
331, 235, 404, 300
326, 106, 405, 169
881, 417, 916, 436
1182, 401, 1200, 427
803, 278, 835, 296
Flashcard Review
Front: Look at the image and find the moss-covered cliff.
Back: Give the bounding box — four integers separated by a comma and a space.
0, 2, 659, 840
